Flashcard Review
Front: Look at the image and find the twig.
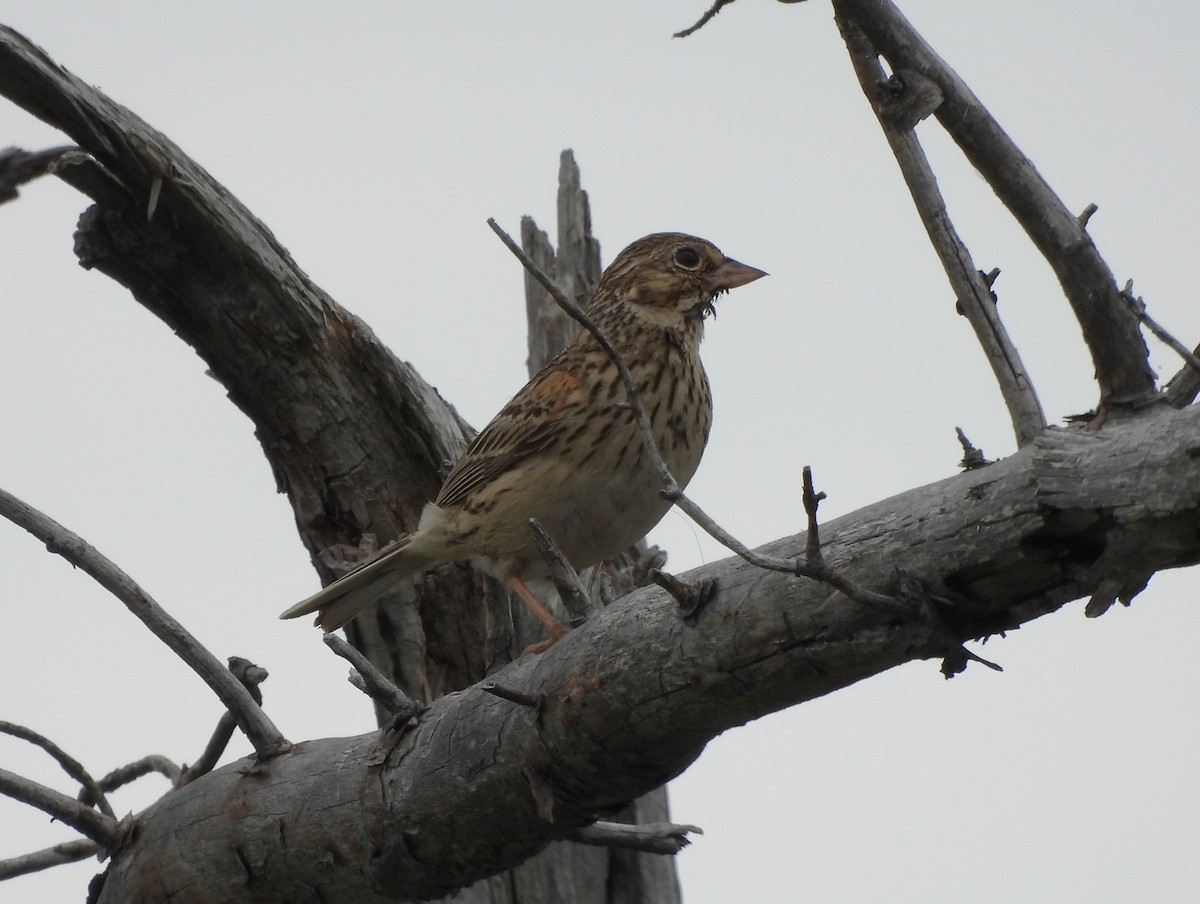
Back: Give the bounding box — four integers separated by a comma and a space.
0, 487, 291, 760
481, 682, 543, 711
0, 839, 99, 880
529, 519, 592, 623
649, 568, 716, 621
569, 820, 703, 854
801, 466, 827, 565
0, 768, 121, 849
322, 633, 422, 718
178, 658, 271, 786
833, 7, 1046, 447
895, 573, 1002, 677
673, 0, 738, 38
486, 220, 905, 616
1121, 281, 1200, 376
955, 427, 993, 470
0, 721, 113, 818
91, 755, 181, 799
0, 144, 74, 203
1164, 352, 1200, 408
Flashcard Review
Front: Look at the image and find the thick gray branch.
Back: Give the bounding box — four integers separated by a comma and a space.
94, 404, 1200, 901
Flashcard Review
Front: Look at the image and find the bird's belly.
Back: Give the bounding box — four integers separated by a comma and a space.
451, 442, 696, 577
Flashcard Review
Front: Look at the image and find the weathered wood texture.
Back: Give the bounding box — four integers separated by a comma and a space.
94, 403, 1200, 901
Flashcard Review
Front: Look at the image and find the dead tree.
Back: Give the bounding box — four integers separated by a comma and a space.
2, 2, 1198, 901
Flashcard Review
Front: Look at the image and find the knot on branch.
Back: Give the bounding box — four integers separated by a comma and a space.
876, 68, 944, 131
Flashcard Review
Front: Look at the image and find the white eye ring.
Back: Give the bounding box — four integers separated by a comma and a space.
673, 247, 702, 269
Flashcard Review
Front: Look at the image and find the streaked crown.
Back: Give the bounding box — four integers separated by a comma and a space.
589, 232, 766, 320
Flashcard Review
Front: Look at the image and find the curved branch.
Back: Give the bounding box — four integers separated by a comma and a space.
0, 23, 477, 704
92, 756, 181, 798
835, 0, 1155, 405
0, 769, 121, 850
0, 721, 113, 818
0, 840, 98, 880
0, 488, 290, 760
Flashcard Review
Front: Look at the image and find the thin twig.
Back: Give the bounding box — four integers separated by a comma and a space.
92, 755, 181, 798
649, 568, 716, 621
529, 519, 592, 622
322, 633, 422, 718
0, 487, 290, 759
487, 219, 904, 616
1121, 282, 1200, 376
673, 0, 738, 37
0, 144, 74, 203
0, 721, 113, 818
801, 466, 827, 565
0, 768, 121, 849
569, 820, 703, 854
0, 839, 99, 880
481, 682, 543, 710
955, 427, 992, 470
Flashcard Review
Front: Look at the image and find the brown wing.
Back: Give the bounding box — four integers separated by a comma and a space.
434, 365, 584, 509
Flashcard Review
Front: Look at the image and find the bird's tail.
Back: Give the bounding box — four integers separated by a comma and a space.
279, 536, 436, 632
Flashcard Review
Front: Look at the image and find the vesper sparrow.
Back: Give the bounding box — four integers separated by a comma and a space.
281, 232, 766, 640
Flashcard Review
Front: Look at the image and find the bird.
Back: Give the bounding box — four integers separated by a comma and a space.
280, 232, 766, 642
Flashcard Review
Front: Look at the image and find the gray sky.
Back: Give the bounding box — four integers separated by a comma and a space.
2, 3, 1198, 902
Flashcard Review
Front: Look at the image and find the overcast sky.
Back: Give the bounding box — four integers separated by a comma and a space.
2, 3, 1198, 902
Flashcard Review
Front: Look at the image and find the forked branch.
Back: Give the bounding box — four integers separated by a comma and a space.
833, 0, 1155, 407
834, 8, 1045, 447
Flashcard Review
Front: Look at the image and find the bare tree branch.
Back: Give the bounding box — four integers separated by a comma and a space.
177, 658, 274, 786
0, 143, 73, 202
529, 519, 593, 623
1120, 283, 1200, 378
834, 9, 1046, 447
0, 768, 121, 849
569, 821, 702, 854
834, 0, 1155, 407
0, 840, 98, 880
91, 756, 181, 799
673, 0, 738, 38
0, 721, 113, 818
86, 396, 1200, 899
0, 488, 290, 760
322, 633, 422, 718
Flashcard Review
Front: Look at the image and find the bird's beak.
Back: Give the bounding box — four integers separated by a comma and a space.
704, 258, 768, 293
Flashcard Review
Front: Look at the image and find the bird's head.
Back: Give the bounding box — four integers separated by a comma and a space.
590, 232, 767, 324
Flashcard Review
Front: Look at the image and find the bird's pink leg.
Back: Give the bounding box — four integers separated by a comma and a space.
506, 575, 571, 647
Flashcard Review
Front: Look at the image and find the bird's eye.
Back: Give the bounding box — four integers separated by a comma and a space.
674, 247, 701, 269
